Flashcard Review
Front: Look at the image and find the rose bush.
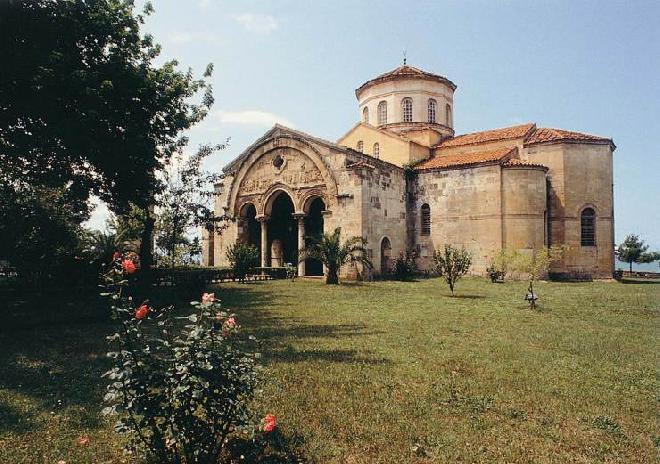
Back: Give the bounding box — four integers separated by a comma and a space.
101, 253, 268, 463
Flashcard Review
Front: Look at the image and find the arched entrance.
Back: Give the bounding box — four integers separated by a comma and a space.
267, 192, 297, 267
304, 197, 325, 276
380, 237, 392, 275
239, 203, 260, 252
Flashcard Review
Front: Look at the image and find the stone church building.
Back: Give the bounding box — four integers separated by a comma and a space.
203, 65, 615, 279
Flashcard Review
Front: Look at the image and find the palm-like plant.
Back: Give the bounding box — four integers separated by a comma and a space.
299, 227, 372, 284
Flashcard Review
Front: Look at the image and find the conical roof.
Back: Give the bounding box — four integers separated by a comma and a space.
356, 65, 456, 97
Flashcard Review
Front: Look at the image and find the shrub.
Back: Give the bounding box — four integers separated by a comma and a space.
486, 249, 515, 283
391, 250, 417, 281
101, 254, 261, 463
226, 243, 259, 282
511, 245, 565, 309
433, 245, 472, 296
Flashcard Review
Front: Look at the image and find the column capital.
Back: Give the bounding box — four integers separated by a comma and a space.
292, 212, 307, 220
255, 214, 270, 223
321, 209, 333, 216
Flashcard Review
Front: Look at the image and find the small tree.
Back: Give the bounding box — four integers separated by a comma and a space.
298, 227, 372, 285
227, 243, 260, 282
616, 234, 657, 273
155, 146, 227, 268
512, 246, 565, 309
486, 248, 516, 283
433, 245, 472, 296
391, 249, 417, 281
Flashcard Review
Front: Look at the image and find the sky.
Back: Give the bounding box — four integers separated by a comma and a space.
88, 0, 660, 250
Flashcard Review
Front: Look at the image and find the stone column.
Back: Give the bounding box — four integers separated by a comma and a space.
293, 213, 306, 277
256, 215, 269, 268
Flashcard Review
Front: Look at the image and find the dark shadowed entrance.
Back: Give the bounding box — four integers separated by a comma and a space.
304, 197, 325, 276
268, 192, 297, 267
240, 204, 260, 254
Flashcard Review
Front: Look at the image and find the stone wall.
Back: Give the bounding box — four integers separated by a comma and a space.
524, 142, 614, 277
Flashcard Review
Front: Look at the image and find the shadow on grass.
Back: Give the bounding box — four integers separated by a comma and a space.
618, 279, 660, 285
448, 294, 487, 300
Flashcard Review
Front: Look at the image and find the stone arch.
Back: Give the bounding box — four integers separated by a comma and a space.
300, 189, 329, 214
380, 236, 392, 274
262, 183, 299, 216
227, 134, 338, 218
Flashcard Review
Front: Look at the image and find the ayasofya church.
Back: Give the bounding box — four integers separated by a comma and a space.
203, 64, 615, 279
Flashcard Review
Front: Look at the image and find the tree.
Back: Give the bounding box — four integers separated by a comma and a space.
226, 243, 259, 282
0, 0, 215, 269
616, 234, 657, 273
433, 245, 472, 296
154, 146, 227, 268
298, 227, 372, 285
486, 248, 516, 283
512, 246, 565, 309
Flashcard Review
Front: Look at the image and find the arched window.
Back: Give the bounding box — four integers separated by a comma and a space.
581, 207, 596, 246
402, 98, 413, 122
427, 99, 437, 123
420, 203, 431, 236
362, 107, 369, 124
373, 143, 380, 159
378, 101, 387, 125
445, 103, 452, 126
356, 140, 363, 153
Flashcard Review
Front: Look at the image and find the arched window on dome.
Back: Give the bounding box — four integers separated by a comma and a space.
445, 103, 452, 126
580, 207, 596, 246
427, 99, 437, 123
373, 143, 380, 159
356, 140, 363, 153
378, 101, 387, 125
420, 204, 431, 236
362, 107, 369, 124
402, 98, 413, 123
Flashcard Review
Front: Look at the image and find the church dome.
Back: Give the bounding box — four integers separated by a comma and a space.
355, 65, 457, 138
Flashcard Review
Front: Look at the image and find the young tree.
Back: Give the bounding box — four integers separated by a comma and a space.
298, 227, 372, 285
512, 246, 565, 309
154, 146, 227, 268
226, 243, 260, 282
433, 245, 472, 296
616, 234, 657, 273
0, 0, 216, 269
486, 248, 516, 283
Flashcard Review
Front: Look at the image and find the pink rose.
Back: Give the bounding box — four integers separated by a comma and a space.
202, 292, 215, 304
135, 304, 149, 320
122, 259, 136, 274
262, 413, 277, 433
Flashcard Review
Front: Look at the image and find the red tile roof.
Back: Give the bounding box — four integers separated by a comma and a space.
415, 147, 516, 171
437, 123, 536, 148
356, 65, 456, 97
501, 158, 548, 170
525, 127, 612, 146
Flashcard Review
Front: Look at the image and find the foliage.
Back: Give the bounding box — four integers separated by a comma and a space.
0, 183, 91, 286
101, 255, 262, 463
486, 249, 516, 283
433, 245, 472, 296
391, 250, 417, 281
226, 243, 260, 283
155, 147, 227, 268
511, 246, 565, 309
616, 234, 658, 272
298, 227, 372, 284
0, 0, 216, 269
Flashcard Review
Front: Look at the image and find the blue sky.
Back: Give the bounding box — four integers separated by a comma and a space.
90, 0, 660, 249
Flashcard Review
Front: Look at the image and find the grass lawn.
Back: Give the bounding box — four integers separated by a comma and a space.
0, 277, 658, 463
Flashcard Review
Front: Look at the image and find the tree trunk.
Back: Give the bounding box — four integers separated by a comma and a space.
139, 212, 155, 270
629, 261, 633, 273
326, 266, 339, 285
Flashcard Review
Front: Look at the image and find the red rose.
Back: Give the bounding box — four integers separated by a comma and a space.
122, 259, 137, 274
135, 304, 149, 320
112, 252, 122, 261
262, 413, 277, 433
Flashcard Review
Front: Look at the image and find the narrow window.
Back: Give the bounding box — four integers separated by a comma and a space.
378, 101, 387, 125
427, 99, 437, 123
421, 203, 431, 236
581, 207, 595, 246
362, 106, 369, 124
402, 98, 413, 122
356, 140, 363, 153
445, 103, 452, 126
373, 143, 380, 159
